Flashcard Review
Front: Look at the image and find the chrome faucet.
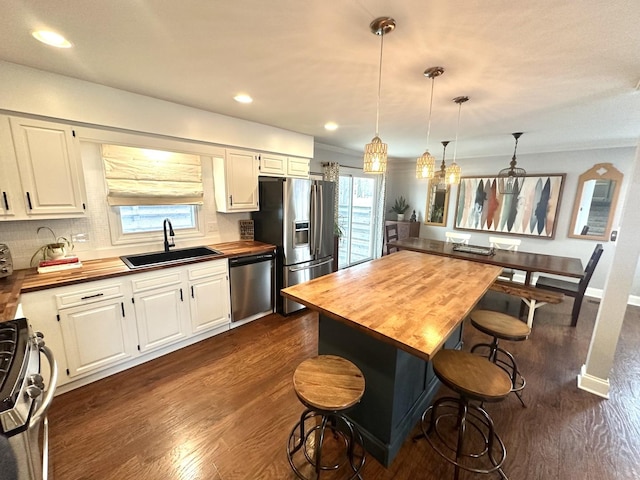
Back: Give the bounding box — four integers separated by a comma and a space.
163, 218, 175, 252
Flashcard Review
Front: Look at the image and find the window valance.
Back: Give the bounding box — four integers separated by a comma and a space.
101, 144, 203, 206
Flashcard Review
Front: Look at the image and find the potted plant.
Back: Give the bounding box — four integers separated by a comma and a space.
30, 226, 74, 266
390, 196, 410, 221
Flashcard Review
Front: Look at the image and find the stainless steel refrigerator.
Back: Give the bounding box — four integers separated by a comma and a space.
252, 177, 335, 314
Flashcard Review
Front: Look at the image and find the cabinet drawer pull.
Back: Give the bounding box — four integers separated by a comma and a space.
80, 293, 104, 300
26, 192, 33, 210
2, 192, 8, 211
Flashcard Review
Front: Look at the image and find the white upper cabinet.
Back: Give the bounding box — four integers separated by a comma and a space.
0, 116, 87, 220
259, 153, 309, 179
259, 153, 287, 176
213, 149, 259, 212
287, 157, 310, 178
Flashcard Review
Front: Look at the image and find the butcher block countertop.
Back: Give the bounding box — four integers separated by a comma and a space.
0, 241, 275, 321
281, 250, 502, 361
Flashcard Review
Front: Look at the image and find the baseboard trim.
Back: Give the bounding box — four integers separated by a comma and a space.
577, 364, 610, 399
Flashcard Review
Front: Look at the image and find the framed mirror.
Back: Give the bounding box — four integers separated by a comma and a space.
424, 179, 450, 226
569, 163, 623, 241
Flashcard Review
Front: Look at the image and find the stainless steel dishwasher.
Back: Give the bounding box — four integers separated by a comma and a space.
229, 251, 275, 323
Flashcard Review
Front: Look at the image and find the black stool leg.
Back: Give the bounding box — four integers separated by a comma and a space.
454, 400, 468, 480
314, 415, 329, 475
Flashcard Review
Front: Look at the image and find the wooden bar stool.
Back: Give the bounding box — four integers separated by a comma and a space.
419, 350, 512, 480
287, 355, 366, 480
469, 310, 531, 407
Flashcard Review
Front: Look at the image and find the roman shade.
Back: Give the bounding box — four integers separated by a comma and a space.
102, 144, 203, 206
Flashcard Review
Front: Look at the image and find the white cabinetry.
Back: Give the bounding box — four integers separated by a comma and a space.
287, 157, 310, 178
213, 149, 259, 212
188, 260, 231, 334
0, 115, 87, 220
259, 153, 309, 179
259, 153, 287, 177
131, 270, 189, 353
58, 297, 135, 378
20, 258, 232, 393
20, 278, 137, 387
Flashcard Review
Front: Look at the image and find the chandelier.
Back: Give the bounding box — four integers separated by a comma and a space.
497, 132, 526, 195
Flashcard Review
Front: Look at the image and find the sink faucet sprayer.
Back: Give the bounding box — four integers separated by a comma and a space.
163, 218, 175, 252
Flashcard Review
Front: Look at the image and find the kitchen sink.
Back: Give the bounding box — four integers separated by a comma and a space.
121, 246, 224, 269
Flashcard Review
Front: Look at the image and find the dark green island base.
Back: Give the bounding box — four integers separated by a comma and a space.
318, 314, 464, 467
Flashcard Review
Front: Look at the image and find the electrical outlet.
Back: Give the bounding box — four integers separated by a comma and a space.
72, 233, 89, 243
207, 222, 217, 233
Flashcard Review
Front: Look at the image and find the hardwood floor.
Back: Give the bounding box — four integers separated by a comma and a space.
47, 299, 640, 479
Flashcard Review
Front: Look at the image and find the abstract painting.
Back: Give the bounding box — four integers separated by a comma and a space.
453, 174, 565, 238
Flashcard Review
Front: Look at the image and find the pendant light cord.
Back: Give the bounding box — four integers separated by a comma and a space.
375, 33, 384, 137
452, 100, 463, 162
426, 77, 435, 146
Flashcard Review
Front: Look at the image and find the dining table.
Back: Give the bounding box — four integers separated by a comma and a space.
388, 237, 584, 286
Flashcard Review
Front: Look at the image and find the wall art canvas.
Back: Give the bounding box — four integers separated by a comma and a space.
454, 174, 565, 238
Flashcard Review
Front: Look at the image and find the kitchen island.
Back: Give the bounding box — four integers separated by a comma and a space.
281, 250, 502, 466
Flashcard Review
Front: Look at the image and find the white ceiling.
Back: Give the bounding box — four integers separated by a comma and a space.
1, 0, 639, 160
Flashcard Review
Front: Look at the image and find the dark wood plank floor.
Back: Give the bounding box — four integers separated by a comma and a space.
47, 298, 640, 479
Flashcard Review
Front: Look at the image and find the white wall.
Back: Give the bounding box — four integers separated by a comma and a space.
0, 61, 313, 157
385, 147, 640, 296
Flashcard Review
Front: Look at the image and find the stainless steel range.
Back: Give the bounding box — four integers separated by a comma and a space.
0, 318, 57, 480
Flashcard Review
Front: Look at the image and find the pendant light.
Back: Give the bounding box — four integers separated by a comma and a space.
436, 141, 451, 191
364, 17, 395, 174
498, 132, 526, 195
416, 66, 444, 179
447, 96, 468, 186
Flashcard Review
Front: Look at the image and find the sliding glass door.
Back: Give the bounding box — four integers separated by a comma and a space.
337, 174, 379, 269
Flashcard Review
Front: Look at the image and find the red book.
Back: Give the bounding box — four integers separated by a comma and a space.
39, 256, 79, 267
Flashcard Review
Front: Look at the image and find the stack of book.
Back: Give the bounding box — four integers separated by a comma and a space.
37, 256, 83, 274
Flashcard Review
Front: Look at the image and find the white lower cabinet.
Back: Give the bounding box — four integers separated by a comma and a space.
20, 258, 231, 392
188, 261, 231, 334
133, 284, 189, 352
59, 297, 136, 377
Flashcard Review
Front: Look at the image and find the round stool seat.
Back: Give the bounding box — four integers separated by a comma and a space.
293, 355, 365, 412
470, 310, 531, 341
432, 350, 512, 403
288, 355, 366, 480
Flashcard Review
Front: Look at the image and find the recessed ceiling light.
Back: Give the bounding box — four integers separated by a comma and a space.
32, 30, 72, 48
234, 94, 253, 104
324, 122, 339, 131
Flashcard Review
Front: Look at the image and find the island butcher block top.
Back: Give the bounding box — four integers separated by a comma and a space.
281, 250, 502, 361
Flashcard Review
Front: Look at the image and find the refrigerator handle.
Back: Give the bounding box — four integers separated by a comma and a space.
310, 183, 316, 256
317, 183, 323, 257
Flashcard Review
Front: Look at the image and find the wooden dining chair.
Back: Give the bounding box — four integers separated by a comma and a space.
385, 223, 399, 255
445, 231, 470, 245
489, 236, 522, 281
535, 243, 604, 327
